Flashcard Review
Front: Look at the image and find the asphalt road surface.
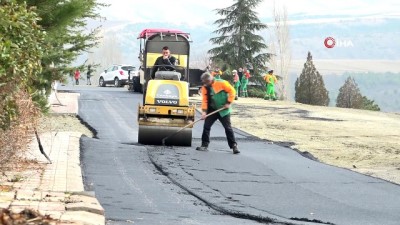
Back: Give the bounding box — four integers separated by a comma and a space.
63, 84, 400, 225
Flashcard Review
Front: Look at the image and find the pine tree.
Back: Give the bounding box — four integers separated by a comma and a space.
295, 52, 329, 106
361, 96, 380, 111
208, 0, 269, 77
336, 77, 363, 109
336, 76, 380, 111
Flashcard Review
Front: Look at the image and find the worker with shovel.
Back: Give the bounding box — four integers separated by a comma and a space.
196, 72, 240, 154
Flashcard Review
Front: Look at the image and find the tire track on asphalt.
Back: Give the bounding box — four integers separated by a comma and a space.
147, 147, 296, 225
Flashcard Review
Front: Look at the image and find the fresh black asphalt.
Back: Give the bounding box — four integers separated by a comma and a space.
63, 85, 400, 225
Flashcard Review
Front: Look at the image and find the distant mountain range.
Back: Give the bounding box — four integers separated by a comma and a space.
90, 17, 400, 67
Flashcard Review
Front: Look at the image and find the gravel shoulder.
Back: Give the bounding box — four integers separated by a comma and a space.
192, 96, 400, 184
38, 114, 93, 138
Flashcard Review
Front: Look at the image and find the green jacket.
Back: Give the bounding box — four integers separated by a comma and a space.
201, 78, 236, 117
241, 76, 248, 85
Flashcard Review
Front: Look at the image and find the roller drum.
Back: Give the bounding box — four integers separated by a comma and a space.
138, 125, 192, 146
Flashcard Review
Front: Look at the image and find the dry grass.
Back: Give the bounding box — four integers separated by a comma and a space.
229, 97, 400, 184
0, 90, 40, 172
37, 115, 93, 138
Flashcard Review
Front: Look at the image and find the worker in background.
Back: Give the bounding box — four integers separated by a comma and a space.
74, 69, 80, 85
69, 70, 74, 84
211, 67, 222, 79
151, 46, 177, 79
264, 69, 278, 100
86, 65, 92, 85
196, 72, 240, 154
232, 70, 240, 100
240, 67, 250, 97
237, 67, 243, 97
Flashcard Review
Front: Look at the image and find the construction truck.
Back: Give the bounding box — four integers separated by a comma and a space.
137, 28, 196, 146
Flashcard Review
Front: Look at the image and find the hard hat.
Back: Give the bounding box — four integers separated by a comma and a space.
232, 70, 237, 73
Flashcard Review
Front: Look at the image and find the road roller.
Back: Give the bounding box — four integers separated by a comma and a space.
137, 28, 196, 146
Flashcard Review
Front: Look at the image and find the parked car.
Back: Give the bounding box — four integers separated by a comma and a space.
98, 64, 136, 87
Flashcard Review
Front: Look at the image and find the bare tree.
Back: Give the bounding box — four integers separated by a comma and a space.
190, 51, 211, 70
87, 32, 124, 82
268, 1, 291, 100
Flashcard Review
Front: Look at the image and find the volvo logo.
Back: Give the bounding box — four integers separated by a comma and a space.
156, 99, 178, 105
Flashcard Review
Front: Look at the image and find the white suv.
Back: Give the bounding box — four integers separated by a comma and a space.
99, 64, 136, 87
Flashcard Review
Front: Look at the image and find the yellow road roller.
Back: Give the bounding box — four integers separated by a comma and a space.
137, 29, 196, 146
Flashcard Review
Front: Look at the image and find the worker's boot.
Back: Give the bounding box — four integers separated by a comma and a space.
232, 145, 240, 154
196, 145, 208, 151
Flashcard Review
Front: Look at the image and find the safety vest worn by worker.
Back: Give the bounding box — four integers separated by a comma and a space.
201, 78, 236, 117
265, 74, 277, 85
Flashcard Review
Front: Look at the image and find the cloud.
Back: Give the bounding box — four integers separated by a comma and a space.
99, 0, 228, 27
98, 0, 400, 27
259, 0, 400, 18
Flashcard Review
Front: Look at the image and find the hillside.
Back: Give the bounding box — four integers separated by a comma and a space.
81, 17, 400, 67
192, 97, 400, 185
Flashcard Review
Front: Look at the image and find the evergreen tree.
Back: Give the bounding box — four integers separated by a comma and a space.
361, 96, 380, 111
336, 76, 363, 109
336, 76, 380, 111
208, 0, 269, 78
295, 52, 329, 106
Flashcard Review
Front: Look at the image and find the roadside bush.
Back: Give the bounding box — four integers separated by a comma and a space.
0, 1, 44, 168
247, 85, 266, 98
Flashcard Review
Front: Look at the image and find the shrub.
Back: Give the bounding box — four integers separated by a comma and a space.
0, 1, 44, 169
247, 85, 266, 98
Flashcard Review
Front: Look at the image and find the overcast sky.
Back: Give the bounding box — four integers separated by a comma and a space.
98, 0, 400, 27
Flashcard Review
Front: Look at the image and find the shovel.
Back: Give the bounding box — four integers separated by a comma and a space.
161, 107, 225, 146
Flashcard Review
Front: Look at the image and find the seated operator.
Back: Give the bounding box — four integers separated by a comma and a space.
151, 46, 177, 79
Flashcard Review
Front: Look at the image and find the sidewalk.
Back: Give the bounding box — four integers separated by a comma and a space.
0, 92, 105, 224
49, 90, 80, 115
